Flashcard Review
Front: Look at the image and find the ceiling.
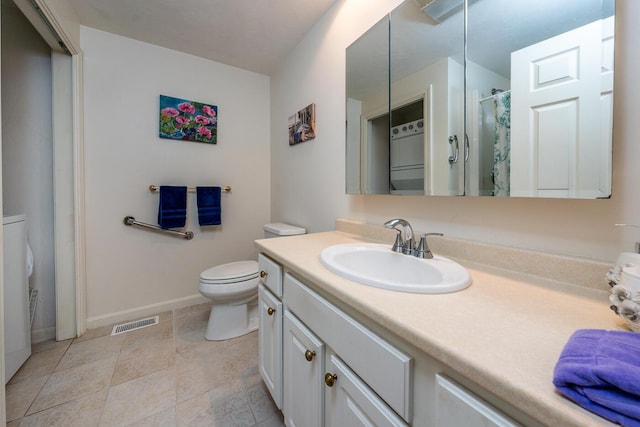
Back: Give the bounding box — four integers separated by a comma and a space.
65, 0, 340, 76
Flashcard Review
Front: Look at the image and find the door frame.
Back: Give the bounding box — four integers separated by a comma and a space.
10, 0, 87, 339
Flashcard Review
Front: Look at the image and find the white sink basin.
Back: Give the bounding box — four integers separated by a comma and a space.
320, 243, 471, 294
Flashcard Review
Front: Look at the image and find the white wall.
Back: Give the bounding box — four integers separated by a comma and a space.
81, 27, 271, 324
1, 5, 55, 336
271, 0, 640, 262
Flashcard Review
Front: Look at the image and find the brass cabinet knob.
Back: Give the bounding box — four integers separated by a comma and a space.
324, 373, 337, 387
260, 271, 268, 279
267, 307, 275, 316
304, 350, 316, 362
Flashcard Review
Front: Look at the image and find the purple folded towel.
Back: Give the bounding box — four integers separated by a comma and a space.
553, 329, 640, 427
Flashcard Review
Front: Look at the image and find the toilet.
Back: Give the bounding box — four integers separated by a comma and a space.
199, 223, 306, 341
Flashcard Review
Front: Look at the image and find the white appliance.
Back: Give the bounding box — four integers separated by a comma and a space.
390, 119, 425, 194
3, 215, 31, 383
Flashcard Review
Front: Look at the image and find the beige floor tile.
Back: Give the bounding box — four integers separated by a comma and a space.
5, 374, 48, 421
256, 412, 285, 427
28, 355, 117, 414
176, 388, 255, 427
176, 352, 240, 403
240, 364, 263, 390
100, 366, 176, 426
32, 338, 73, 354
6, 419, 22, 427
174, 302, 210, 319
74, 324, 114, 343
8, 346, 68, 385
224, 329, 258, 347
175, 308, 210, 337
19, 390, 108, 427
121, 319, 174, 353
176, 392, 215, 427
246, 382, 280, 424
112, 341, 175, 386
176, 329, 226, 360
228, 331, 258, 377
125, 406, 176, 426
56, 334, 125, 372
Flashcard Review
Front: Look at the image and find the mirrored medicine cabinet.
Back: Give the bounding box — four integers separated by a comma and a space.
346, 0, 615, 199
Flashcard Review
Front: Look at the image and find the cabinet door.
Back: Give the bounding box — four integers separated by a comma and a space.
283, 310, 325, 427
436, 375, 520, 427
258, 284, 283, 409
325, 354, 407, 427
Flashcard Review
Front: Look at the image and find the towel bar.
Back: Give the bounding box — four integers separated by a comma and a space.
123, 216, 194, 240
148, 185, 231, 193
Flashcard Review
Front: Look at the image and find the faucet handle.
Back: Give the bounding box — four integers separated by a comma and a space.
390, 229, 403, 253
414, 233, 444, 259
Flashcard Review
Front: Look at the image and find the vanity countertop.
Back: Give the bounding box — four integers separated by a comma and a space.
255, 230, 624, 427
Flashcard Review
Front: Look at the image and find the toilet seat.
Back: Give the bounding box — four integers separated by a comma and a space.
200, 260, 258, 284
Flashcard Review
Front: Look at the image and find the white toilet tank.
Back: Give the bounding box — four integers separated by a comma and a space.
263, 222, 306, 238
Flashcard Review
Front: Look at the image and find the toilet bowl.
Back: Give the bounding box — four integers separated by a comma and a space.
199, 222, 306, 341
199, 261, 259, 341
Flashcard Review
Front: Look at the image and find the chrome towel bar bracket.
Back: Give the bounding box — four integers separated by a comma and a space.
123, 216, 194, 240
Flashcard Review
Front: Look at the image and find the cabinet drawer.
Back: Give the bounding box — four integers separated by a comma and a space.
258, 253, 283, 297
326, 353, 408, 427
284, 273, 413, 422
436, 375, 520, 427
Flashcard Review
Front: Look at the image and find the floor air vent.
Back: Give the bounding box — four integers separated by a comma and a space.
111, 316, 159, 336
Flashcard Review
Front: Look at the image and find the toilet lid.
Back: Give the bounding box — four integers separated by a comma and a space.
200, 260, 258, 283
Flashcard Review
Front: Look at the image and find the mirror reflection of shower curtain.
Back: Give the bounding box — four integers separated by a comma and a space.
492, 91, 511, 196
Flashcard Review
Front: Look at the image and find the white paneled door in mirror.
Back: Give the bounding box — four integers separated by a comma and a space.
465, 0, 614, 198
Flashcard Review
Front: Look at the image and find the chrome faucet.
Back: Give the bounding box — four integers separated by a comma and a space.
384, 219, 444, 258
383, 218, 415, 255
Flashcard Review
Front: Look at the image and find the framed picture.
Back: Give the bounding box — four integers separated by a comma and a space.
288, 103, 316, 145
159, 95, 217, 144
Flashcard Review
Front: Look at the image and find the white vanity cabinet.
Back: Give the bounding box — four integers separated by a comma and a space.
258, 252, 536, 427
258, 254, 284, 409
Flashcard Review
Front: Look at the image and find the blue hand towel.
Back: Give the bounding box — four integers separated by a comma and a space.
553, 329, 640, 427
196, 186, 221, 226
157, 186, 187, 229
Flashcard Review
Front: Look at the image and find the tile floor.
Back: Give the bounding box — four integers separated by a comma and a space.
5, 303, 284, 426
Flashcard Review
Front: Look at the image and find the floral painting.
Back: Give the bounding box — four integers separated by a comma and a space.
288, 103, 316, 145
159, 95, 217, 144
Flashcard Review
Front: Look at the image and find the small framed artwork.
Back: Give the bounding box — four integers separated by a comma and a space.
288, 103, 316, 145
159, 95, 217, 144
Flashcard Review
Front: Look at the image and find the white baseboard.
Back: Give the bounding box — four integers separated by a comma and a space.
86, 294, 209, 329
31, 326, 56, 344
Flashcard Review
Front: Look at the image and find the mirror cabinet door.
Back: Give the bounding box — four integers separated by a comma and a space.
346, 14, 390, 195
390, 1, 465, 196
465, 0, 615, 198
